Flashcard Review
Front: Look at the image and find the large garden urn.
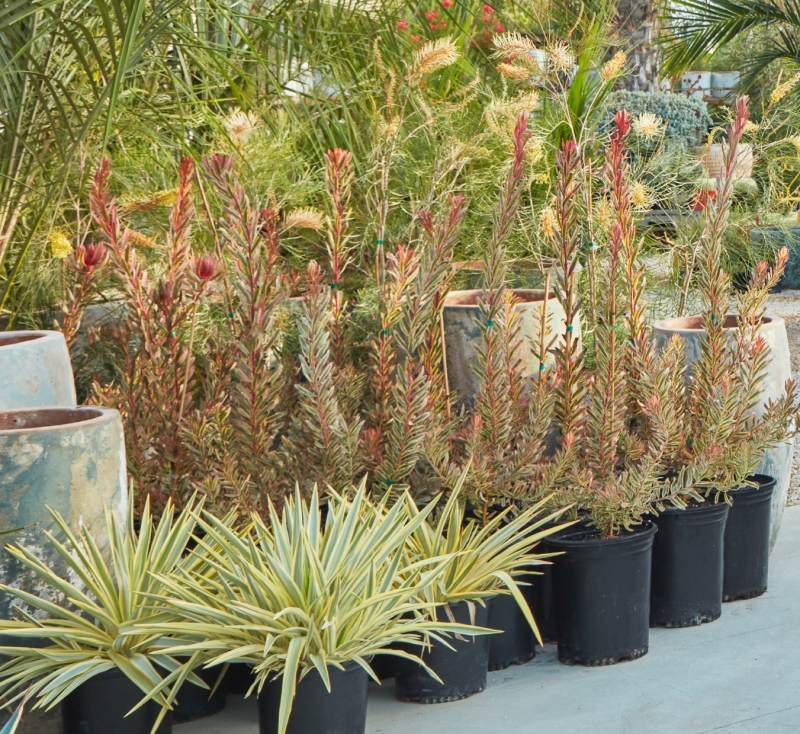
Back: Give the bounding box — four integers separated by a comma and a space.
0, 331, 76, 409
442, 289, 581, 408
0, 407, 128, 620
652, 315, 793, 551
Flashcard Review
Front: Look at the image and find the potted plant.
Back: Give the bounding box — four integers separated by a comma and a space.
0, 500, 203, 734
394, 481, 570, 699
137, 481, 491, 734
542, 113, 690, 666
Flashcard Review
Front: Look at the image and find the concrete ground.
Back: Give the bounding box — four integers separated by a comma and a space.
179, 505, 800, 734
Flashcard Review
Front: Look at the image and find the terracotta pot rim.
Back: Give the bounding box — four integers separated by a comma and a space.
444, 288, 556, 308
654, 313, 783, 332
0, 406, 118, 433
0, 330, 62, 348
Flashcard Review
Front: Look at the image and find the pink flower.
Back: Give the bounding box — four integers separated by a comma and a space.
440, 20, 447, 26
481, 14, 492, 23
442, 0, 453, 6
424, 9, 438, 20
430, 22, 438, 29
494, 22, 505, 32
397, 20, 408, 30
193, 255, 218, 282
76, 243, 107, 271
483, 4, 493, 13
411, 34, 421, 42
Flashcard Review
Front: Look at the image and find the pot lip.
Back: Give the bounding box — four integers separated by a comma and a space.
0, 406, 118, 434
653, 313, 783, 332
546, 520, 657, 548
443, 288, 554, 309
0, 330, 63, 349
731, 473, 776, 494
655, 500, 730, 516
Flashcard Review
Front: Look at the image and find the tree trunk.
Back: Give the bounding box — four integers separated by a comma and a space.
616, 0, 663, 92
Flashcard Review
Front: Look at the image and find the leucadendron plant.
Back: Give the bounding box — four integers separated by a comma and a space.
0, 500, 204, 732
651, 97, 800, 499
134, 480, 492, 734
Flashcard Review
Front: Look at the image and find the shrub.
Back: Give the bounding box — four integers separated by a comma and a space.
604, 91, 712, 149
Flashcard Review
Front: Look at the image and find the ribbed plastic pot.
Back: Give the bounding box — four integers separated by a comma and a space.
394, 600, 490, 703
173, 665, 227, 724
487, 589, 536, 671
0, 331, 76, 409
723, 475, 775, 602
62, 668, 172, 734
652, 315, 792, 552
546, 523, 657, 666
442, 289, 581, 408
0, 407, 128, 620
257, 663, 367, 734
650, 502, 729, 628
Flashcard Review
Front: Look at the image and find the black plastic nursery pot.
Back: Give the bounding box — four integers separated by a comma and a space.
723, 475, 775, 602
394, 599, 490, 703
226, 662, 255, 694
531, 518, 589, 643
487, 586, 537, 671
546, 522, 657, 666
257, 663, 368, 734
62, 668, 172, 734
173, 664, 227, 724
650, 501, 730, 628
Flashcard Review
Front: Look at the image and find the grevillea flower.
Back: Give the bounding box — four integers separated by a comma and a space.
411, 35, 421, 42
222, 109, 260, 144
600, 50, 626, 82
49, 231, 73, 259
397, 20, 408, 30
549, 42, 574, 73
442, 0, 453, 6
193, 255, 218, 281
497, 62, 530, 80
413, 38, 460, 75
430, 22, 438, 29
76, 243, 107, 271
540, 207, 558, 239
630, 181, 653, 209
425, 9, 438, 20
483, 4, 493, 13
770, 71, 800, 105
632, 112, 662, 141
495, 23, 505, 32
283, 207, 325, 232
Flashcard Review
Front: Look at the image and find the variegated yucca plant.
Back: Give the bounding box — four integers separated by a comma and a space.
0, 500, 205, 732
131, 480, 494, 734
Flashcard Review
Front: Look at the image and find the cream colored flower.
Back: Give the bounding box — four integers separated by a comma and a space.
49, 231, 72, 259
497, 62, 530, 80
770, 71, 800, 106
540, 206, 558, 238
513, 90, 540, 113
600, 51, 626, 82
223, 109, 260, 144
128, 230, 158, 249
548, 43, 574, 73
632, 112, 663, 141
283, 207, 325, 232
788, 135, 800, 156
594, 199, 613, 232
630, 181, 653, 209
413, 39, 460, 75
120, 189, 178, 213
492, 32, 537, 59
743, 120, 759, 135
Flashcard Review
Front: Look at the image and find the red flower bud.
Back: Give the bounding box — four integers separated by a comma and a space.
483, 5, 494, 13
411, 35, 421, 42
494, 22, 505, 32
76, 243, 107, 271
397, 20, 408, 30
442, 0, 453, 6
425, 9, 438, 20
430, 22, 438, 29
193, 255, 217, 282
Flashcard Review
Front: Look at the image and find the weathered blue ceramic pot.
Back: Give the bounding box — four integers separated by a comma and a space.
0, 407, 128, 619
653, 314, 793, 551
0, 331, 76, 409
442, 289, 581, 409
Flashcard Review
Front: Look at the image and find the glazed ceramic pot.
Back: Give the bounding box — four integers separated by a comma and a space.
0, 331, 76, 409
442, 289, 581, 408
0, 407, 128, 619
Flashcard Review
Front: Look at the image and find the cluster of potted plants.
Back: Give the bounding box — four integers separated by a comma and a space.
0, 94, 797, 734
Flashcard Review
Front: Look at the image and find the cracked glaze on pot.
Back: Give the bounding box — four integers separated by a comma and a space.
442, 289, 581, 408
0, 407, 128, 619
652, 314, 793, 551
0, 331, 77, 409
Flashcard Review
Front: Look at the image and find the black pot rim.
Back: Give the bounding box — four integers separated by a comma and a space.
731, 474, 776, 496
546, 520, 657, 550
656, 501, 730, 519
